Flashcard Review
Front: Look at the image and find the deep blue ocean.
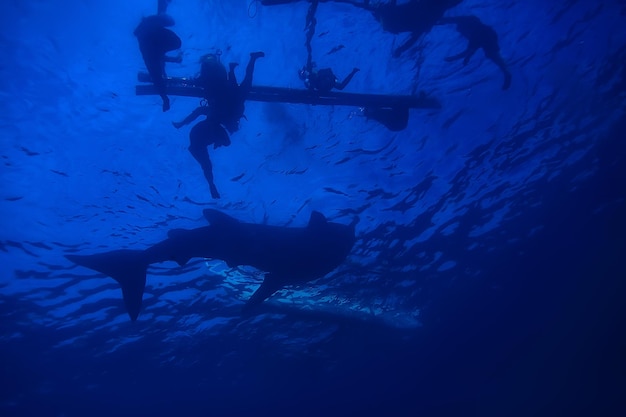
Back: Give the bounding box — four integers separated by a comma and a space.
1, 0, 625, 416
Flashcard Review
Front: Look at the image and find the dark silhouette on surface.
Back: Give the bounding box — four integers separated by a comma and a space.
218, 51, 265, 132
195, 52, 227, 100
195, 51, 264, 129
299, 65, 360, 92
65, 209, 356, 321
439, 16, 512, 90
356, 0, 463, 57
134, 13, 182, 112
174, 51, 264, 198
363, 105, 409, 131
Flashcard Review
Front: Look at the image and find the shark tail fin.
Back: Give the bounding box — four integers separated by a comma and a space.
65, 249, 148, 321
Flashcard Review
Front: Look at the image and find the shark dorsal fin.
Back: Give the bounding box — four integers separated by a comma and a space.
203, 209, 239, 226
308, 211, 327, 228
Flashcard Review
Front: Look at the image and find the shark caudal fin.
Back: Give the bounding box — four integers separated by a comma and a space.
65, 249, 148, 321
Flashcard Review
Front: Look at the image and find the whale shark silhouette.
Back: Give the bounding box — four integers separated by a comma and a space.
66, 209, 356, 321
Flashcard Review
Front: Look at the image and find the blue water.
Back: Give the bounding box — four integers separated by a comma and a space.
1, 0, 625, 416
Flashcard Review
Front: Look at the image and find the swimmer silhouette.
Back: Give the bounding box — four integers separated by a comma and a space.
353, 0, 463, 57
134, 13, 182, 111
439, 15, 512, 90
173, 51, 265, 198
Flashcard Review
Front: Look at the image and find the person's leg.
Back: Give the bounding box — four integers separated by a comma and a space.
228, 62, 239, 88
140, 29, 180, 111
143, 52, 170, 111
240, 51, 265, 93
189, 122, 220, 198
157, 84, 170, 111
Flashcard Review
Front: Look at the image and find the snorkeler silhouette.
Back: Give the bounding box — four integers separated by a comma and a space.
299, 64, 360, 92
299, 0, 360, 92
355, 0, 463, 57
439, 15, 512, 90
134, 10, 182, 112
173, 51, 265, 198
195, 51, 265, 132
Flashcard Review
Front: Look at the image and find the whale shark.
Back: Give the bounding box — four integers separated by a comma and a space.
65, 209, 356, 321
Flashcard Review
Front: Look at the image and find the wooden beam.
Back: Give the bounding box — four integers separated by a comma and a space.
135, 76, 441, 109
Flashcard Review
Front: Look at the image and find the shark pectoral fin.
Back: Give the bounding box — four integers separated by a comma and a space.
246, 275, 283, 307
65, 249, 148, 321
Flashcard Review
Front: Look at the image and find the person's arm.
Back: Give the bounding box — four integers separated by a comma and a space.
335, 68, 360, 90
228, 62, 239, 87
172, 107, 206, 128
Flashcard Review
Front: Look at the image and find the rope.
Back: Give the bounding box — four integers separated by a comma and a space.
304, 0, 319, 71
